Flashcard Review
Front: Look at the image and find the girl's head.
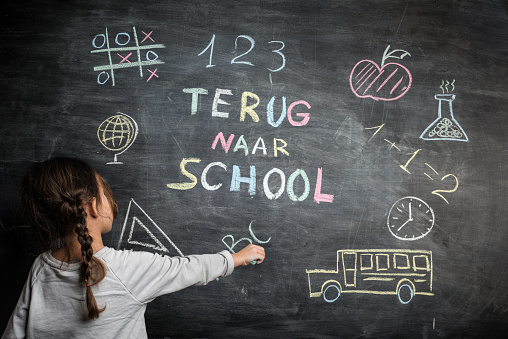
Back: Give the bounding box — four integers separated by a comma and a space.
22, 157, 117, 319
22, 157, 117, 252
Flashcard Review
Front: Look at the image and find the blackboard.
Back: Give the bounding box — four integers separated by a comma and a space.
2, 0, 508, 337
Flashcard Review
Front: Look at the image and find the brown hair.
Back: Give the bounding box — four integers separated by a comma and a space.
22, 157, 118, 319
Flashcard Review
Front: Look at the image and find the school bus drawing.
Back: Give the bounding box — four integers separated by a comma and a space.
307, 249, 433, 304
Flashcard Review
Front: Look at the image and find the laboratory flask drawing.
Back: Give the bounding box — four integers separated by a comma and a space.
420, 93, 468, 142
97, 112, 139, 164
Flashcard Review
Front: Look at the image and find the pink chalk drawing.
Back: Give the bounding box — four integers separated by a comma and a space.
350, 45, 412, 101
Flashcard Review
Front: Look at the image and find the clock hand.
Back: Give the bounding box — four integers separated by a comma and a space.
408, 200, 413, 221
397, 218, 411, 232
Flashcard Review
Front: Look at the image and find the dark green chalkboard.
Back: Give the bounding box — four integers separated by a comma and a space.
2, 0, 508, 337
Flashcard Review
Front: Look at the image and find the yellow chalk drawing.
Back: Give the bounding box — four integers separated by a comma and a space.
399, 149, 422, 174
364, 124, 385, 142
306, 249, 433, 304
431, 173, 459, 204
167, 158, 201, 190
97, 112, 138, 164
383, 139, 401, 152
424, 163, 440, 180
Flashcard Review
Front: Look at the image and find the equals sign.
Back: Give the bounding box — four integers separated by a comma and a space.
424, 163, 439, 180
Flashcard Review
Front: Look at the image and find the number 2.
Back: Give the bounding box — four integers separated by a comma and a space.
432, 174, 459, 204
231, 35, 255, 66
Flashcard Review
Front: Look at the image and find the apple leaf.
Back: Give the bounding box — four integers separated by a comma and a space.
381, 45, 411, 67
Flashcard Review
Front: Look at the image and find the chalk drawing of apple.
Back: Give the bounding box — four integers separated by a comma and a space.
350, 45, 412, 101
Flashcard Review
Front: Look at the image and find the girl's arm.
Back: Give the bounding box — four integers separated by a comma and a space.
101, 244, 265, 304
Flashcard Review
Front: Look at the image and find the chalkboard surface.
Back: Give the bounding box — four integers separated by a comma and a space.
2, 0, 508, 337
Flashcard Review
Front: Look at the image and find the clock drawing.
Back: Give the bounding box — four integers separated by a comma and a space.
387, 196, 435, 241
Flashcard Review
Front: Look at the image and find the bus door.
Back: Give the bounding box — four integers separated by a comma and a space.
342, 252, 357, 287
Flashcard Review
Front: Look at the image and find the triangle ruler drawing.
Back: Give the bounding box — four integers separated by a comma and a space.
117, 199, 184, 256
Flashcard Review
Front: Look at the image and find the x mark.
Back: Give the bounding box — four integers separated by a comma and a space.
147, 68, 159, 82
141, 30, 154, 43
117, 52, 132, 64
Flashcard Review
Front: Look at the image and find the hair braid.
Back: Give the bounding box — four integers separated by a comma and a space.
74, 198, 105, 319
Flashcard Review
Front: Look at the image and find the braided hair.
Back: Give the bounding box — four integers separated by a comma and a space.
22, 157, 117, 319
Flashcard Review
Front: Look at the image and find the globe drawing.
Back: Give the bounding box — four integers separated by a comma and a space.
97, 112, 138, 164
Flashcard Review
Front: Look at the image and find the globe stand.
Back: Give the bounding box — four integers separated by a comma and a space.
107, 153, 123, 165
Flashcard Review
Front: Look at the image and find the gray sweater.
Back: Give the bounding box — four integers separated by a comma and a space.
2, 247, 234, 339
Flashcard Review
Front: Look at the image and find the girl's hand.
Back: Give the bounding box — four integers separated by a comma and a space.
231, 244, 265, 267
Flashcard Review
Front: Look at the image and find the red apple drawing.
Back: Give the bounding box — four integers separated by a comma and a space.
350, 46, 412, 101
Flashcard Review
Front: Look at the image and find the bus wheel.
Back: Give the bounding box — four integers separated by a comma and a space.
397, 283, 414, 304
323, 283, 341, 303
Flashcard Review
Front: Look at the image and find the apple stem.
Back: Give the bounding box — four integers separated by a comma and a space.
381, 45, 411, 67
381, 45, 391, 67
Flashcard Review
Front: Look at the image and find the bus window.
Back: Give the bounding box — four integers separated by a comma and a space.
376, 254, 390, 271
413, 255, 430, 271
394, 253, 410, 269
343, 252, 357, 269
361, 254, 373, 270
343, 252, 357, 287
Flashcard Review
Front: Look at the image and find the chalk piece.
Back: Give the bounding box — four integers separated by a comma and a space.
251, 260, 257, 265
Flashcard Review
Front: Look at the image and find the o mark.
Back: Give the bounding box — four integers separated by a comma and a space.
115, 32, 130, 46
97, 71, 110, 85
92, 34, 106, 49
146, 51, 159, 61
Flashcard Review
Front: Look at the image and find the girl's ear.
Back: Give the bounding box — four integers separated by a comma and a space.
88, 197, 98, 218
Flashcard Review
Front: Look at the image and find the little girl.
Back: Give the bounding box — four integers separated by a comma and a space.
2, 157, 265, 338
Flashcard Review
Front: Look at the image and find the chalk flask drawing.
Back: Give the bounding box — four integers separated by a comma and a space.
97, 112, 139, 164
420, 94, 468, 142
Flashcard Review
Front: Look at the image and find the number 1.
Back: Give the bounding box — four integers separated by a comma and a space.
399, 149, 421, 174
198, 34, 216, 68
